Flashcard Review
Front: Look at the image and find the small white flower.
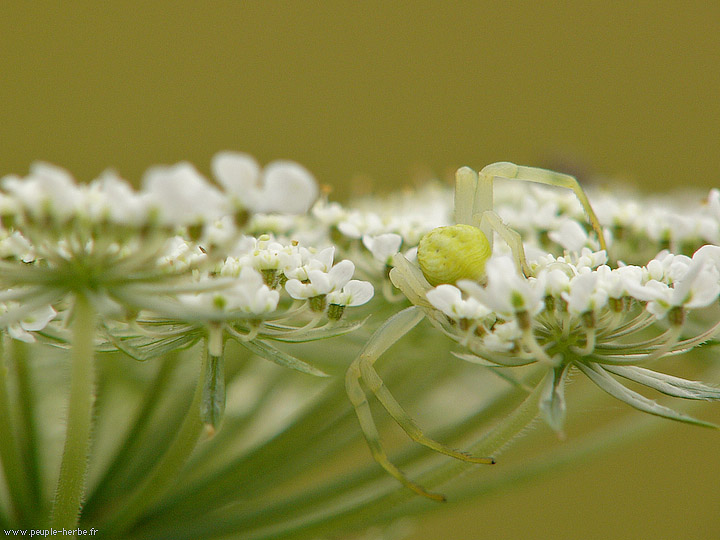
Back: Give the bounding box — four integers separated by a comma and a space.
159, 237, 208, 270
0, 231, 34, 262
337, 211, 385, 239
285, 260, 355, 300
574, 248, 607, 270
548, 219, 589, 252
561, 272, 609, 316
228, 267, 281, 314
143, 162, 227, 226
283, 246, 335, 281
312, 200, 347, 226
327, 280, 374, 307
426, 284, 491, 320
3, 163, 82, 222
459, 256, 543, 317
201, 215, 238, 249
87, 171, 152, 226
707, 188, 720, 221
536, 267, 571, 297
179, 268, 280, 316
212, 151, 318, 214
627, 248, 720, 317
362, 233, 402, 264
5, 304, 57, 343
483, 320, 523, 352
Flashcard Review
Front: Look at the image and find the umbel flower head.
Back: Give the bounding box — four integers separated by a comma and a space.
345, 162, 720, 501
0, 155, 372, 348
417, 246, 720, 432
388, 165, 720, 434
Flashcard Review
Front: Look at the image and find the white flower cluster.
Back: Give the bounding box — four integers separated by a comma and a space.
494, 181, 720, 260
418, 243, 720, 430
0, 154, 374, 348
427, 246, 720, 347
1, 153, 318, 231
219, 235, 373, 316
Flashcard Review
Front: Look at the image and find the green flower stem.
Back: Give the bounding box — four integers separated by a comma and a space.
102, 343, 208, 537
81, 351, 180, 522
50, 294, 97, 534
12, 339, 44, 519
0, 335, 32, 525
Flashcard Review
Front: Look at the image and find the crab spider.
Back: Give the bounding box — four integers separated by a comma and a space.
345, 162, 607, 500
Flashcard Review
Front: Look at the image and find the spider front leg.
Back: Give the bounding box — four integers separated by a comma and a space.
477, 162, 607, 252
476, 210, 532, 277
347, 267, 495, 500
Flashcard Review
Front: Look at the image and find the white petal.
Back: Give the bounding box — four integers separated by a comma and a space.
362, 233, 403, 263
344, 280, 374, 306
212, 151, 261, 196
284, 278, 308, 299
143, 162, 226, 225
548, 219, 588, 252
258, 161, 318, 214
20, 304, 57, 332
426, 284, 463, 317
328, 260, 355, 290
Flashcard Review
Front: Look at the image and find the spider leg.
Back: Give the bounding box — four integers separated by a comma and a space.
345, 306, 446, 501
345, 363, 445, 501
479, 162, 607, 251
388, 253, 434, 308
358, 358, 494, 464
477, 210, 532, 277
454, 166, 494, 245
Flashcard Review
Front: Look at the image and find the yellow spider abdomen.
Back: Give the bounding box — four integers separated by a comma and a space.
417, 224, 491, 286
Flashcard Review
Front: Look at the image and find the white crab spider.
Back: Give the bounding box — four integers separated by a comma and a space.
345, 162, 607, 501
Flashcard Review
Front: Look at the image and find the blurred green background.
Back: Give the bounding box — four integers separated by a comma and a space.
2, 2, 720, 196
1, 2, 719, 539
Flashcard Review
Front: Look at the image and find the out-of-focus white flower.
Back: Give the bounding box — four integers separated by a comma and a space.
4, 303, 57, 343
212, 151, 318, 214
87, 170, 152, 226
362, 234, 402, 264
159, 237, 208, 271
312, 200, 347, 226
143, 162, 227, 226
708, 189, 720, 220
0, 231, 34, 262
536, 266, 571, 297
548, 219, 589, 252
2, 163, 83, 223
483, 320, 522, 352
337, 211, 386, 239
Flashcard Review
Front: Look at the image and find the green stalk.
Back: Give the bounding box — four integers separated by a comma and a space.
12, 339, 44, 519
50, 294, 97, 534
0, 335, 32, 525
102, 342, 208, 537
81, 351, 180, 522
